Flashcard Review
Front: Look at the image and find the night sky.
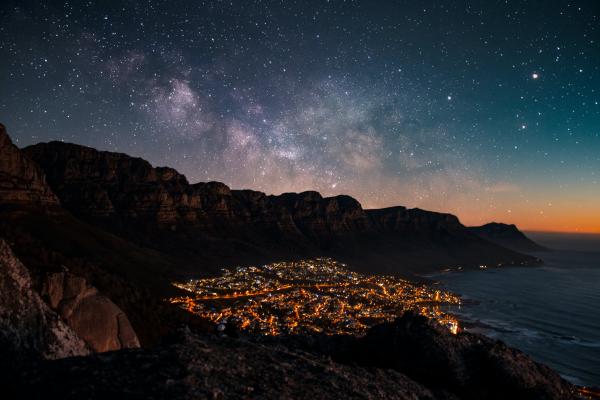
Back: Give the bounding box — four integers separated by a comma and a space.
1, 1, 599, 232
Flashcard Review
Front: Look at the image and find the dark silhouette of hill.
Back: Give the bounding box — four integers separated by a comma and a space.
22, 138, 538, 278
469, 222, 548, 253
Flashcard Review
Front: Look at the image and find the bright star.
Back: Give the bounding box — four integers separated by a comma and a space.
532, 73, 539, 79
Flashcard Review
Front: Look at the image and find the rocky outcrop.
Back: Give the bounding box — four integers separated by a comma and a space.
21, 328, 436, 400
42, 271, 140, 352
0, 239, 89, 362
19, 314, 578, 400
469, 223, 548, 253
350, 313, 576, 400
0, 236, 138, 359
264, 312, 578, 400
23, 138, 538, 275
0, 124, 59, 208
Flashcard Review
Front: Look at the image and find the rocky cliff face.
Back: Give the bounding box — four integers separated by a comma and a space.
23, 139, 538, 275
24, 141, 370, 237
22, 140, 457, 239
0, 124, 59, 208
0, 239, 89, 362
23, 140, 190, 222
367, 206, 465, 238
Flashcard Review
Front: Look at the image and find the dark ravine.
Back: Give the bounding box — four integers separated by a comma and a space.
1, 122, 572, 400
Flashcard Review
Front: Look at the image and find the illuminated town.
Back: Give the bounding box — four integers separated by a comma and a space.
170, 258, 461, 336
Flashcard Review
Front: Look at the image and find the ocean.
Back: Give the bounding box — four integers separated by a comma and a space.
433, 233, 600, 387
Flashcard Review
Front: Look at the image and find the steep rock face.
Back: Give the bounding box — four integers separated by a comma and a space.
368, 206, 466, 239
469, 223, 548, 253
0, 239, 89, 361
24, 141, 189, 223
270, 191, 373, 246
42, 271, 140, 352
0, 124, 59, 207
23, 141, 366, 239
23, 138, 538, 274
22, 141, 373, 256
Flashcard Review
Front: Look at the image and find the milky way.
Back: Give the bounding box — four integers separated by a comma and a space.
1, 1, 599, 231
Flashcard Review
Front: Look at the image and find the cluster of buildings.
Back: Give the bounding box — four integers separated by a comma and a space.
170, 258, 461, 336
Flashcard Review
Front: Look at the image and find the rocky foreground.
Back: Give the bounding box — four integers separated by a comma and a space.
10, 314, 578, 400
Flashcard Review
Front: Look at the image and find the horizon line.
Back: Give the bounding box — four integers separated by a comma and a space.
522, 229, 600, 235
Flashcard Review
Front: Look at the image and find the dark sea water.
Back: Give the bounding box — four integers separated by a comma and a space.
433, 235, 600, 387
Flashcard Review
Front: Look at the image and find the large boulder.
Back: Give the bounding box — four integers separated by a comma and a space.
43, 271, 140, 352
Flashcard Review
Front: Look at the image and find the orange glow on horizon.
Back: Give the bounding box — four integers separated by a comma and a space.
458, 211, 600, 234
380, 185, 600, 235
457, 202, 600, 234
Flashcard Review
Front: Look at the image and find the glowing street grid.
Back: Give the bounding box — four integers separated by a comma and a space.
170, 258, 461, 335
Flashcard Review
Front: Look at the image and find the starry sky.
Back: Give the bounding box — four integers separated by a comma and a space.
1, 0, 599, 232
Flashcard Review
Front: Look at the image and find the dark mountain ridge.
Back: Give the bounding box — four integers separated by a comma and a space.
23, 138, 539, 277
469, 222, 549, 253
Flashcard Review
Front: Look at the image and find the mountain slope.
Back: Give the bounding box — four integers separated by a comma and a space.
469, 222, 548, 253
23, 139, 539, 276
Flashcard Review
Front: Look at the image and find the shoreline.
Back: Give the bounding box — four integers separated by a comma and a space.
432, 252, 600, 388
